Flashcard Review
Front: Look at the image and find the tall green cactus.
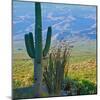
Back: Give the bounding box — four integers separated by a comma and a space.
24, 2, 52, 96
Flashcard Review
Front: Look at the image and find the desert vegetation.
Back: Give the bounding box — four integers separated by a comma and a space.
12, 2, 97, 99
13, 43, 97, 99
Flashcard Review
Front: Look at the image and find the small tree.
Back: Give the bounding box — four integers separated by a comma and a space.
43, 44, 71, 96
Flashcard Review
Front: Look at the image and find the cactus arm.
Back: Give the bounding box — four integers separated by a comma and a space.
28, 32, 35, 58
24, 2, 52, 96
24, 34, 34, 58
43, 26, 52, 57
35, 2, 42, 62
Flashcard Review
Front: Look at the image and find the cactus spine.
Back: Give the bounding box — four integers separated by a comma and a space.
24, 2, 52, 96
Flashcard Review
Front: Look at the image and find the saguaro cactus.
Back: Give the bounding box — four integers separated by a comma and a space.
24, 2, 52, 96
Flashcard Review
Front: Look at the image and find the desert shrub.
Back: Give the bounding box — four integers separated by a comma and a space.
13, 80, 21, 89
43, 43, 71, 96
63, 77, 97, 95
79, 80, 97, 95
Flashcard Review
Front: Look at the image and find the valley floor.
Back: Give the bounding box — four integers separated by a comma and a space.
12, 52, 97, 99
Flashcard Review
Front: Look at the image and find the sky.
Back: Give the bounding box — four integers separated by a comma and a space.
13, 1, 97, 43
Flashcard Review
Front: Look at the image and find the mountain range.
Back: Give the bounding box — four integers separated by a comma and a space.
13, 1, 97, 53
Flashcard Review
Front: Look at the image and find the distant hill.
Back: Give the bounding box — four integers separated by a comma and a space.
13, 1, 97, 54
